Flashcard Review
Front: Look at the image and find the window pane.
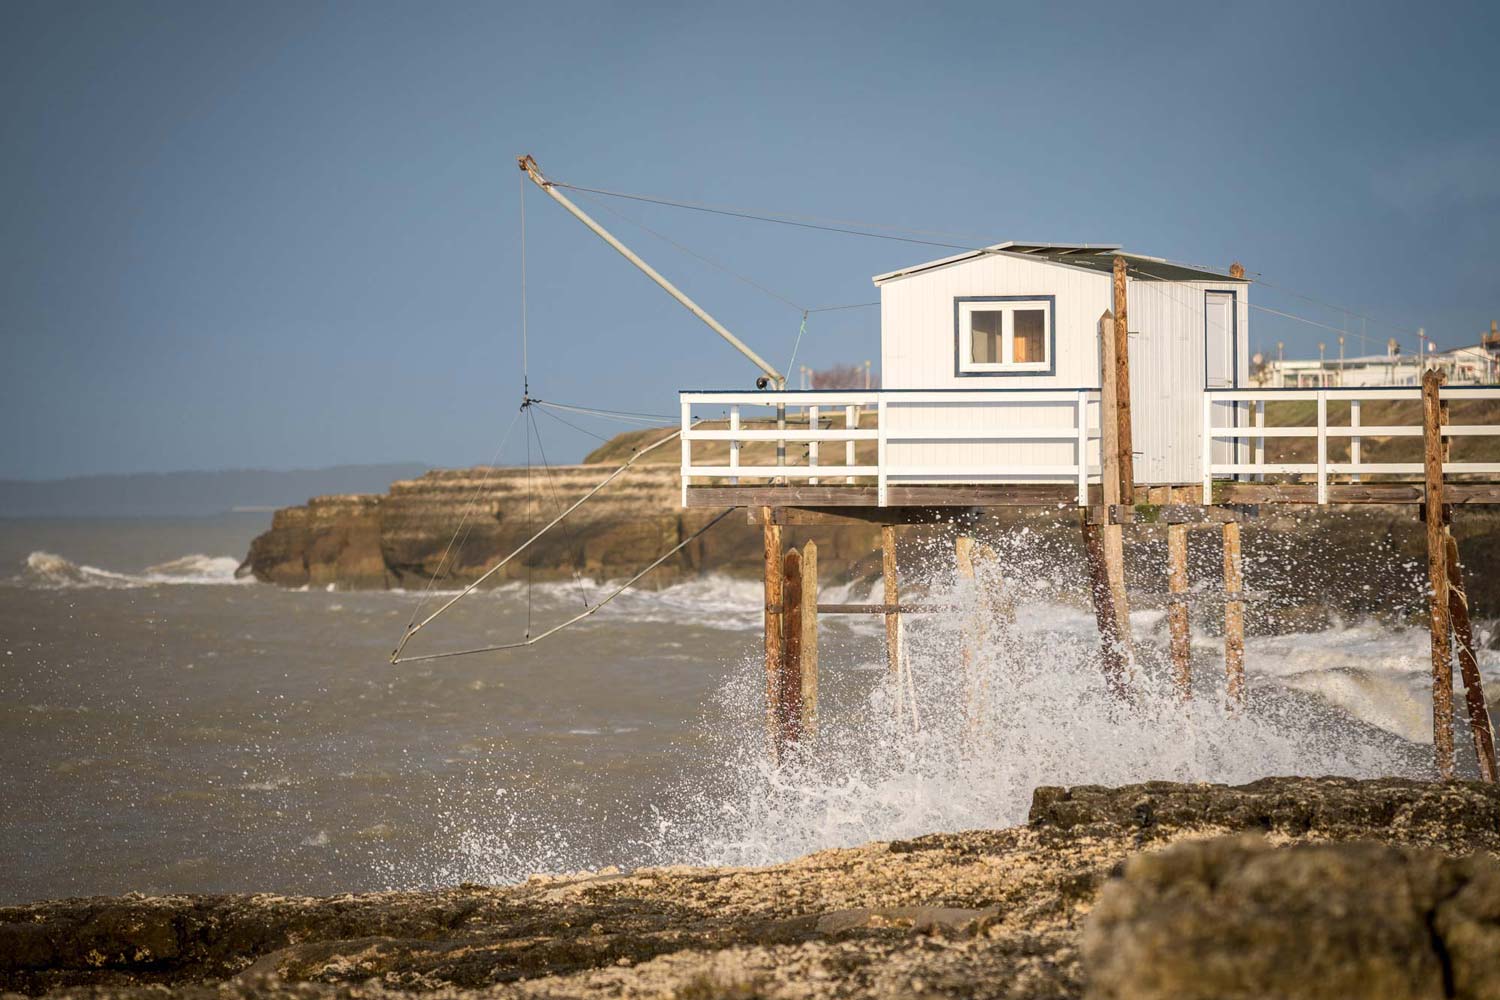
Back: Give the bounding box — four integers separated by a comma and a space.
970, 310, 1002, 364
1013, 309, 1045, 363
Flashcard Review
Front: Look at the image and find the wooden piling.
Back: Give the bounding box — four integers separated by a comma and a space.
1082, 516, 1129, 696
1112, 256, 1135, 504
1166, 523, 1191, 698
1222, 521, 1245, 707
1422, 369, 1455, 780
762, 510, 785, 763
956, 535, 983, 732
781, 548, 804, 748
883, 524, 900, 675
1446, 533, 1496, 782
1087, 308, 1133, 694
800, 540, 819, 742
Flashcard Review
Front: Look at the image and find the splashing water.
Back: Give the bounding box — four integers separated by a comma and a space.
435, 527, 1449, 883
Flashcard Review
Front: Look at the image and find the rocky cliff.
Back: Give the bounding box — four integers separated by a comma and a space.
5, 777, 1500, 999
238, 429, 1500, 624
242, 465, 730, 589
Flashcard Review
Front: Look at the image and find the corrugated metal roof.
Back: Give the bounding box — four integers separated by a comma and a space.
871, 242, 1248, 285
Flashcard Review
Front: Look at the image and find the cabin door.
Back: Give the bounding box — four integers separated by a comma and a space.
1205, 291, 1237, 467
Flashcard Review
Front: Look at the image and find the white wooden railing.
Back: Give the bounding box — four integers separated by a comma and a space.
1202, 386, 1500, 504
680, 389, 1099, 506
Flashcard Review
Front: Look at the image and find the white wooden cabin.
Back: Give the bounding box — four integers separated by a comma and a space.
873, 242, 1249, 487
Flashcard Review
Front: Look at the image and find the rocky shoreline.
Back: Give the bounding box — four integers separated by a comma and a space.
5, 777, 1500, 999
236, 453, 1500, 627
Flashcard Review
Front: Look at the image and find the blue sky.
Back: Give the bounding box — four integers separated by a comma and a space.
3, 0, 1497, 477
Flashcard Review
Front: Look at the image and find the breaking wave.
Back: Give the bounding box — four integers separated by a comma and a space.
22, 551, 246, 589
426, 529, 1493, 885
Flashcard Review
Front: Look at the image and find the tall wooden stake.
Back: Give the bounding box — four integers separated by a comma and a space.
1112, 256, 1135, 504
762, 510, 785, 764
1082, 516, 1129, 696
883, 524, 900, 675
800, 540, 819, 742
781, 547, 804, 749
1422, 370, 1454, 780
1085, 308, 1132, 693
1446, 533, 1496, 782
956, 535, 984, 735
1222, 521, 1245, 707
1167, 523, 1191, 698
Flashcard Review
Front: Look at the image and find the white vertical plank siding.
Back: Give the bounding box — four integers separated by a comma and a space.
879, 253, 1108, 479
875, 251, 1248, 487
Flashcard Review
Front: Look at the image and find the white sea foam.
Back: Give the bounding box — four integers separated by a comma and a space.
431, 530, 1482, 885
22, 551, 247, 589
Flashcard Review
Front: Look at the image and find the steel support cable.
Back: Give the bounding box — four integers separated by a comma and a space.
391, 506, 737, 663
535, 403, 615, 444
390, 424, 687, 662
404, 408, 525, 630
532, 399, 675, 425
527, 407, 596, 610
563, 176, 1432, 354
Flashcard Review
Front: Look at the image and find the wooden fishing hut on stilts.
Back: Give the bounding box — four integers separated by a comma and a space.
680, 248, 1500, 780
512, 155, 1499, 781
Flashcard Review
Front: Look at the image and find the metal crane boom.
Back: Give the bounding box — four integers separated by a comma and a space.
517, 155, 785, 388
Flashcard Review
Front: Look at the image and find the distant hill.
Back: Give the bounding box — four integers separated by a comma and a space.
0, 464, 430, 518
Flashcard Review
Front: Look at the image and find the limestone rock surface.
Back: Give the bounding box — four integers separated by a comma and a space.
4, 777, 1500, 1000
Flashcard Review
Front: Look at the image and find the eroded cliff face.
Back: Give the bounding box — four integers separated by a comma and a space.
239, 465, 863, 590
239, 459, 1500, 625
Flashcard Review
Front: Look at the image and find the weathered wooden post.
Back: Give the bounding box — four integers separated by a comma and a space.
1422, 369, 1455, 780
762, 509, 785, 764
781, 547, 804, 749
1166, 523, 1191, 698
1446, 534, 1497, 782
1222, 521, 1246, 706
956, 535, 984, 733
799, 540, 819, 741
1082, 306, 1132, 695
1112, 255, 1135, 504
883, 524, 900, 675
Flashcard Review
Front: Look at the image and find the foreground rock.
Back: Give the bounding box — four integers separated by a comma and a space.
4, 777, 1500, 999
1086, 838, 1500, 1000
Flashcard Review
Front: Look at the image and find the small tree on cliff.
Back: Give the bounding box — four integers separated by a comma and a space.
810, 363, 878, 389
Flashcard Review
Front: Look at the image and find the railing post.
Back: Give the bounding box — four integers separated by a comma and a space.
877, 394, 888, 507
1255, 400, 1266, 481
1075, 391, 1089, 506
1316, 391, 1328, 505
1350, 397, 1361, 483
845, 403, 858, 485
727, 404, 740, 484
680, 398, 692, 507
808, 404, 820, 485
1201, 393, 1214, 502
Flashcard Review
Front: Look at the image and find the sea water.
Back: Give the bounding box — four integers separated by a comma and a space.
0, 516, 1488, 904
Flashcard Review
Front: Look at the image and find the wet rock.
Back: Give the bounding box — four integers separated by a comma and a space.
1028, 775, 1500, 847
1083, 837, 1500, 1000
6, 777, 1498, 1000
